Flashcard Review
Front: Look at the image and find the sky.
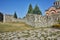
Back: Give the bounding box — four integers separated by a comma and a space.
0, 0, 55, 18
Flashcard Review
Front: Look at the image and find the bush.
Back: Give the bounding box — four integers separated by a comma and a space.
52, 24, 60, 29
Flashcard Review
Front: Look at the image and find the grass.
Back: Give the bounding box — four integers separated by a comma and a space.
0, 22, 33, 32
0, 22, 57, 32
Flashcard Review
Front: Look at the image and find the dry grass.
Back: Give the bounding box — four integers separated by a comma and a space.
0, 22, 33, 32
0, 22, 57, 32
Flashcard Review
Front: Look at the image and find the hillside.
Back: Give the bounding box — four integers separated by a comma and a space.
0, 22, 33, 32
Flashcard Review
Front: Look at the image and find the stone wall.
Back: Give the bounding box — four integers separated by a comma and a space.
3, 14, 25, 23
3, 13, 60, 28
3, 14, 14, 22
25, 13, 60, 28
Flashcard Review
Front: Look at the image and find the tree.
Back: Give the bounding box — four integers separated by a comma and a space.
0, 12, 3, 22
14, 12, 17, 19
27, 4, 33, 14
33, 5, 42, 15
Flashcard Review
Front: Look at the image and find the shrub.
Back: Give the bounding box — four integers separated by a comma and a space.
52, 24, 60, 29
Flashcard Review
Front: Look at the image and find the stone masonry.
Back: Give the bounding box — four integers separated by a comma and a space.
25, 13, 60, 28
2, 13, 60, 28
0, 28, 60, 40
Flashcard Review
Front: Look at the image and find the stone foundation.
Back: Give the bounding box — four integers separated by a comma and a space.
0, 28, 60, 40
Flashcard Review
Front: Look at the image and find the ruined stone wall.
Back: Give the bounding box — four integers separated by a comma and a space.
3, 14, 14, 22
3, 13, 60, 28
26, 14, 60, 28
25, 14, 35, 26
3, 14, 25, 23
